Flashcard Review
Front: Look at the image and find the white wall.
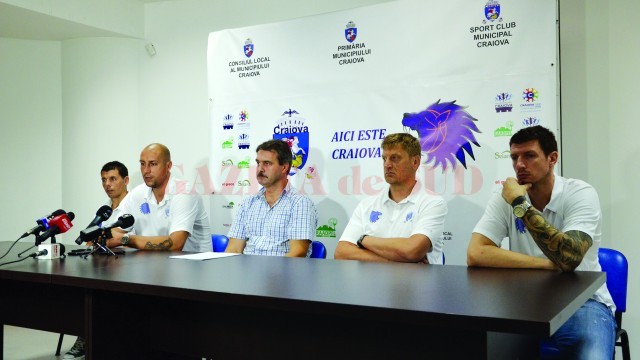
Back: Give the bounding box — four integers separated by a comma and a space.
0, 38, 62, 236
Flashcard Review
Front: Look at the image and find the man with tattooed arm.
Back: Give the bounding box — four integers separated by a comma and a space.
467, 126, 615, 358
106, 143, 211, 252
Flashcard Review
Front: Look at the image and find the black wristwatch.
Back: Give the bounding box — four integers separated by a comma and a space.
121, 233, 130, 246
357, 235, 367, 249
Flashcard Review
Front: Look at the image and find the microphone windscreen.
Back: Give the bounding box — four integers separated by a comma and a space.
118, 214, 135, 228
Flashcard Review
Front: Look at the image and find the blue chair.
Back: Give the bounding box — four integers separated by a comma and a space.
540, 247, 629, 360
310, 241, 327, 259
211, 234, 229, 252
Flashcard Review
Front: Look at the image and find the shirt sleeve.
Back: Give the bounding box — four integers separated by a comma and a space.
286, 196, 317, 241
561, 183, 601, 238
227, 197, 248, 241
411, 197, 448, 247
339, 200, 367, 244
168, 193, 199, 235
115, 192, 136, 233
472, 192, 511, 247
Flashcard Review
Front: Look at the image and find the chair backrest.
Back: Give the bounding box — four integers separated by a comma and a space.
211, 234, 229, 252
310, 241, 327, 259
598, 247, 628, 313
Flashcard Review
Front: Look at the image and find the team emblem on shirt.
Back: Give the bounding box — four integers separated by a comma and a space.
405, 211, 414, 223
369, 211, 382, 223
140, 202, 151, 215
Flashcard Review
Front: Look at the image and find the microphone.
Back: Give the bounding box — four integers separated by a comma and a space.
35, 243, 66, 259
74, 205, 113, 245
79, 214, 135, 243
36, 212, 75, 245
20, 209, 66, 239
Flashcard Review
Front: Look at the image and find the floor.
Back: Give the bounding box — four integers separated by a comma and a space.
3, 326, 76, 360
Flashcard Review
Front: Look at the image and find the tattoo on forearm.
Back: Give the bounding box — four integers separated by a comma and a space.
144, 238, 173, 251
522, 209, 592, 271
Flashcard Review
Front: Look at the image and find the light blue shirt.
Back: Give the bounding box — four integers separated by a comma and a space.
228, 181, 317, 256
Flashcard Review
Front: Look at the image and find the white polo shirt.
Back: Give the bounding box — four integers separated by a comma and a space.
119, 174, 211, 252
340, 182, 448, 264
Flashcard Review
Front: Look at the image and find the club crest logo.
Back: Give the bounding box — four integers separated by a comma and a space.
369, 211, 382, 223
273, 108, 310, 176
402, 100, 482, 170
345, 21, 357, 43
243, 38, 254, 58
484, 1, 502, 23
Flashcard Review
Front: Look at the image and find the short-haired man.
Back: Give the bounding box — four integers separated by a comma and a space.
334, 133, 447, 263
225, 139, 318, 257
467, 126, 616, 358
63, 161, 130, 360
107, 143, 211, 252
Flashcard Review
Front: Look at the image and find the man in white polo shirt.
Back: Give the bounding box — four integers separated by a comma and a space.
335, 133, 447, 264
107, 143, 211, 252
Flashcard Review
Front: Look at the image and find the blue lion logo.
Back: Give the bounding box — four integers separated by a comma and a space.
369, 211, 382, 223
140, 202, 151, 215
405, 211, 414, 223
402, 100, 481, 170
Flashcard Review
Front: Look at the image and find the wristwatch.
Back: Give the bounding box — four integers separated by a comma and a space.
512, 199, 532, 218
121, 233, 130, 246
357, 234, 367, 249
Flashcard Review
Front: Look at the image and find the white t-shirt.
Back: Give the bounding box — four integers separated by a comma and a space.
119, 174, 211, 252
473, 175, 615, 311
339, 183, 448, 264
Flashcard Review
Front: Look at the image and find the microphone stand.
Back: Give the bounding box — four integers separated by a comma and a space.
17, 232, 42, 257
83, 229, 118, 258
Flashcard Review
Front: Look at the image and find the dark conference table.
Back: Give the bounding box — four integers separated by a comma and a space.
0, 242, 605, 359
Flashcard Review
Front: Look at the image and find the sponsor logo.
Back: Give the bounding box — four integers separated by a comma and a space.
305, 165, 317, 179
222, 137, 233, 149
238, 133, 250, 149
495, 150, 510, 159
221, 159, 234, 166
520, 88, 542, 111
402, 100, 481, 170
495, 92, 513, 112
494, 121, 513, 137
222, 202, 235, 209
237, 110, 250, 130
237, 179, 251, 187
237, 157, 251, 169
522, 117, 539, 127
316, 218, 338, 238
223, 114, 233, 130
222, 182, 235, 187
522, 88, 539, 102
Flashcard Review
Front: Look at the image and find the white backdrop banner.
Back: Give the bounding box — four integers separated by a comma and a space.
207, 0, 558, 263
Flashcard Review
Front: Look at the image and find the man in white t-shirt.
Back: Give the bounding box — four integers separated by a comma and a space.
467, 126, 616, 358
335, 133, 447, 264
106, 143, 211, 252
63, 160, 130, 360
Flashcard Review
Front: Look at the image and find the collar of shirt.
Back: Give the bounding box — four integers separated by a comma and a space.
382, 181, 420, 206
143, 173, 175, 206
537, 173, 564, 214
257, 180, 291, 207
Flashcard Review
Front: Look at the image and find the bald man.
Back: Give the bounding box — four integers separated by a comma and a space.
107, 143, 211, 252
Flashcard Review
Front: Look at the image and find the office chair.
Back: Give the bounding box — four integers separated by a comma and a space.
310, 241, 327, 259
211, 234, 229, 252
540, 247, 629, 360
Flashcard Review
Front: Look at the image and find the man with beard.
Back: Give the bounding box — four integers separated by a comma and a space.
106, 143, 211, 252
225, 139, 318, 257
334, 133, 447, 264
467, 126, 616, 358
